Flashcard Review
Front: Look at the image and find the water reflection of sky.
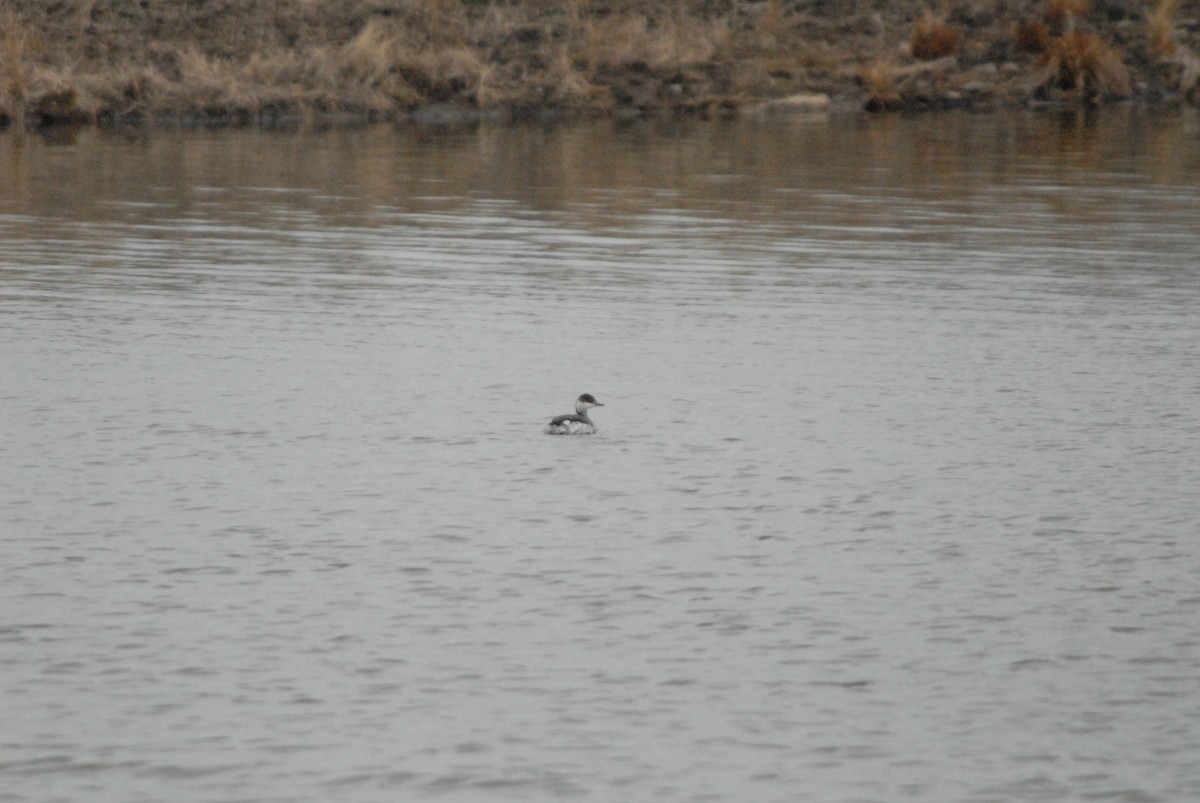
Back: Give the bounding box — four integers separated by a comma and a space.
3, 110, 1200, 803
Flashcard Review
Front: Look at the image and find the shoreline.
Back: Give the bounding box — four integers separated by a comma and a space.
2, 1, 1198, 129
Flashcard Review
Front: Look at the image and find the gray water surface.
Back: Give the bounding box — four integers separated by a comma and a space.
3, 110, 1200, 802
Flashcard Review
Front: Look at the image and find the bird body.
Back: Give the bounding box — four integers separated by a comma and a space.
544, 394, 604, 435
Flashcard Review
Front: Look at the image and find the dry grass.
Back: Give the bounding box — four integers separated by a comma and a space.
1045, 0, 1089, 29
0, 6, 37, 124
0, 0, 1192, 126
324, 19, 476, 110
757, 0, 787, 41
1038, 30, 1130, 99
857, 60, 900, 110
1016, 17, 1051, 53
911, 11, 960, 61
1147, 0, 1181, 57
581, 11, 731, 74
1147, 0, 1200, 99
0, 0, 765, 125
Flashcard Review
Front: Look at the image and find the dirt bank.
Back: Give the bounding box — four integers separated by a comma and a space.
1, 0, 1198, 128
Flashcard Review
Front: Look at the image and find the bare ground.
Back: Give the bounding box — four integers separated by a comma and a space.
2, 0, 1199, 127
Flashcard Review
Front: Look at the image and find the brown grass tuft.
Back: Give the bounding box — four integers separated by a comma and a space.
1046, 0, 1089, 28
1147, 0, 1200, 99
582, 11, 730, 74
339, 19, 404, 82
1148, 0, 1181, 57
545, 46, 601, 108
911, 12, 959, 61
758, 0, 787, 40
1016, 18, 1051, 53
1040, 30, 1130, 99
1, 6, 39, 125
857, 60, 901, 110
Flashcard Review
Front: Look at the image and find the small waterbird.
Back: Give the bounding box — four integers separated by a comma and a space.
544, 393, 604, 435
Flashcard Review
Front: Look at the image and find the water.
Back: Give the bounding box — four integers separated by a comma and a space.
2, 109, 1200, 802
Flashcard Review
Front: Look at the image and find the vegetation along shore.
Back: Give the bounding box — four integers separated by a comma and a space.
2, 0, 1199, 128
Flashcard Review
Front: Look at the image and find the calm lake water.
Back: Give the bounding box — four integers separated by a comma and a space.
3, 108, 1200, 802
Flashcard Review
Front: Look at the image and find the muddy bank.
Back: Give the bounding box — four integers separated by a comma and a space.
1, 1, 1198, 128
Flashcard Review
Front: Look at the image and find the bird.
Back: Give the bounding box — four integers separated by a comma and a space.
544, 393, 604, 435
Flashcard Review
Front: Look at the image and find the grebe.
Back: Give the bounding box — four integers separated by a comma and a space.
544, 393, 604, 435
